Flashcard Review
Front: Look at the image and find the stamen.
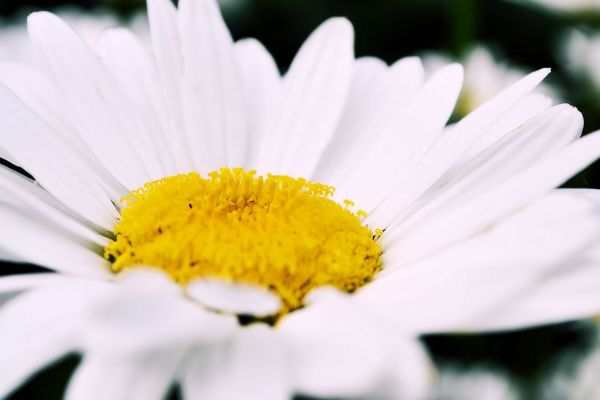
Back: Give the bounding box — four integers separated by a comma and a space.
105, 168, 382, 315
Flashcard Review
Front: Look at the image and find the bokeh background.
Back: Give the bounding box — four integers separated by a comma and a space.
1, 0, 600, 399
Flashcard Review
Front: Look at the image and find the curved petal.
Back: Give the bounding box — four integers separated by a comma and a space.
66, 350, 184, 400
0, 164, 109, 246
186, 278, 281, 317
0, 273, 82, 308
386, 103, 583, 260
356, 190, 600, 333
366, 68, 551, 228
384, 129, 600, 264
81, 272, 238, 355
470, 189, 600, 331
0, 247, 20, 264
0, 61, 127, 201
0, 273, 84, 294
178, 0, 248, 170
313, 57, 388, 184
460, 92, 554, 162
0, 84, 119, 230
259, 17, 354, 177
0, 280, 108, 397
181, 325, 290, 400
234, 38, 282, 170
147, 0, 194, 172
278, 289, 430, 398
0, 201, 111, 279
96, 27, 177, 177
338, 63, 463, 211
314, 56, 424, 187
28, 12, 159, 188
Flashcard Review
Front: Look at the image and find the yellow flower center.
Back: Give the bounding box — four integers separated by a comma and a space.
105, 168, 382, 315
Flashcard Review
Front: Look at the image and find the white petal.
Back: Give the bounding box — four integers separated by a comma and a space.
338, 63, 463, 211
0, 247, 20, 264
178, 0, 248, 170
66, 350, 184, 400
356, 191, 600, 333
116, 267, 181, 294
460, 92, 554, 162
259, 17, 354, 177
387, 104, 583, 260
448, 103, 580, 195
0, 84, 119, 230
362, 337, 433, 400
472, 252, 600, 331
389, 55, 426, 94
0, 147, 18, 166
278, 289, 414, 398
82, 276, 238, 355
234, 38, 282, 170
0, 273, 81, 294
568, 187, 600, 203
0, 273, 72, 307
366, 68, 551, 228
0, 164, 108, 247
312, 57, 388, 183
317, 56, 424, 187
0, 201, 112, 279
0, 281, 108, 397
147, 0, 195, 172
182, 325, 290, 400
28, 12, 158, 188
0, 62, 127, 201
186, 278, 281, 316
471, 189, 600, 331
96, 27, 177, 177
385, 129, 600, 263
0, 327, 73, 397
0, 62, 78, 148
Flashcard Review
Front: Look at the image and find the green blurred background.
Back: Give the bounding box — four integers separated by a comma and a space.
1, 0, 599, 399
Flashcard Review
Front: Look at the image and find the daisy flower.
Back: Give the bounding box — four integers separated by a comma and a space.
423, 46, 558, 117
1, 0, 600, 398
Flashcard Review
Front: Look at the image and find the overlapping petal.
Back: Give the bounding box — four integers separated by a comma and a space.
0, 0, 598, 398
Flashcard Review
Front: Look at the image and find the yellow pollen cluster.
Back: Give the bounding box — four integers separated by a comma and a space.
105, 168, 383, 315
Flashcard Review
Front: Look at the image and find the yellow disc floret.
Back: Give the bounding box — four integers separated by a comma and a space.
105, 168, 382, 314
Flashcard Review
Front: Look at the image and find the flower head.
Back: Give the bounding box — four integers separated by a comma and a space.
1, 0, 600, 398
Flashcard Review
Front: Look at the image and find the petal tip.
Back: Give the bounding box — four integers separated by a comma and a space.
319, 16, 354, 39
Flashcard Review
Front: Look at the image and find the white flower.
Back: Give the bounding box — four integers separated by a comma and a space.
431, 367, 520, 400
424, 46, 558, 117
508, 0, 600, 13
0, 0, 600, 399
